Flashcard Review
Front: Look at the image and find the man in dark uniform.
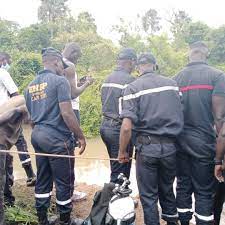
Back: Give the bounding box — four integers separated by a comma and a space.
100, 48, 137, 183
25, 47, 86, 225
174, 41, 225, 225
118, 53, 184, 225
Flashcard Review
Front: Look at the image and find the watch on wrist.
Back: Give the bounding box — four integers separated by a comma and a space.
214, 158, 223, 165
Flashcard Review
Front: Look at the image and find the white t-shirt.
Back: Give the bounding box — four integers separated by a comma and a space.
0, 68, 18, 106
71, 71, 79, 111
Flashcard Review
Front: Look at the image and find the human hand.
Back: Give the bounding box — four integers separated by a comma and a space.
215, 165, 224, 182
77, 137, 86, 155
86, 76, 95, 86
118, 151, 129, 163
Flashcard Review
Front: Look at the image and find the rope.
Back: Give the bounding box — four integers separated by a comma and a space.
0, 149, 134, 161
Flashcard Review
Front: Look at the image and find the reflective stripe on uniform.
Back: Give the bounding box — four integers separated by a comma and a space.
119, 97, 122, 115
56, 198, 72, 206
162, 213, 179, 218
123, 86, 180, 101
35, 191, 52, 198
21, 158, 31, 164
180, 85, 214, 92
177, 208, 193, 213
194, 213, 214, 221
101, 83, 128, 89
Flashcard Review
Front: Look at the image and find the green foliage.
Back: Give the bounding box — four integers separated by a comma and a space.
10, 53, 42, 88
38, 0, 69, 23
5, 205, 38, 224
148, 34, 187, 76
183, 22, 211, 44
142, 9, 161, 34
16, 24, 51, 51
209, 26, 225, 64
1, 6, 225, 137
0, 19, 19, 50
79, 71, 109, 137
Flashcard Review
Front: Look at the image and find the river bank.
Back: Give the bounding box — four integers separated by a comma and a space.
8, 179, 144, 225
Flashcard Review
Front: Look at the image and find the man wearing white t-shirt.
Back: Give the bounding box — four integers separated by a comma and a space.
62, 43, 94, 201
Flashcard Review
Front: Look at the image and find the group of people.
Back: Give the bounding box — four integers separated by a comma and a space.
0, 40, 225, 225
100, 42, 225, 225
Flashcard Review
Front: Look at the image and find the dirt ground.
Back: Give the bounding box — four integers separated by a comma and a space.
12, 179, 145, 225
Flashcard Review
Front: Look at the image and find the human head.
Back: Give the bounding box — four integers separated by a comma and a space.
41, 47, 68, 76
0, 52, 11, 71
62, 42, 82, 64
136, 52, 157, 75
117, 48, 137, 74
2, 52, 12, 65
188, 41, 209, 63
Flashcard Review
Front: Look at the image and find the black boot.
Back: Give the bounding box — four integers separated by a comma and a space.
59, 213, 83, 225
167, 222, 179, 225
37, 211, 49, 225
23, 163, 36, 187
180, 221, 190, 225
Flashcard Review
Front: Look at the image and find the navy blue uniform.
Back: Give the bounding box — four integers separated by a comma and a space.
121, 71, 183, 225
174, 62, 225, 225
25, 70, 75, 214
100, 68, 135, 182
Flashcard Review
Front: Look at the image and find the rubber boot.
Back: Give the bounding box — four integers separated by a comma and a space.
37, 211, 49, 225
23, 163, 36, 187
59, 213, 83, 225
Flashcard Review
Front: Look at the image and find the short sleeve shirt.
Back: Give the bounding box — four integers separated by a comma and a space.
24, 70, 72, 137
174, 62, 225, 143
121, 72, 184, 137
0, 68, 18, 106
101, 68, 135, 121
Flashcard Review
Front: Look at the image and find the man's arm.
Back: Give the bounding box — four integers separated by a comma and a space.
0, 69, 19, 97
118, 118, 133, 163
59, 101, 86, 154
212, 95, 225, 133
64, 64, 93, 99
215, 122, 225, 182
57, 78, 86, 154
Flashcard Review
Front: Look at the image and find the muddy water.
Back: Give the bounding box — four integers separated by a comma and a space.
12, 125, 139, 195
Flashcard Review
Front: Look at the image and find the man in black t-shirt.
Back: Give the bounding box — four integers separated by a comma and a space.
174, 41, 225, 225
25, 48, 86, 225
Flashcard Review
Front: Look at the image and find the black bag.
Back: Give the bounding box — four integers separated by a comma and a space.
82, 183, 115, 225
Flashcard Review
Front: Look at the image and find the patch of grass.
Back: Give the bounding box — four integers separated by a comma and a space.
5, 205, 38, 225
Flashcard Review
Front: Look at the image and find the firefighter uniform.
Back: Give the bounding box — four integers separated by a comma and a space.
100, 48, 136, 183
121, 53, 184, 225
174, 59, 225, 225
25, 63, 75, 218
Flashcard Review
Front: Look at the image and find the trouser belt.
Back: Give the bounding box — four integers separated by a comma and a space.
137, 135, 175, 145
103, 116, 122, 125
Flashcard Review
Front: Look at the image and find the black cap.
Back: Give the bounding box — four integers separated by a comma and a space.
137, 52, 156, 65
189, 41, 208, 49
117, 48, 137, 61
41, 47, 69, 69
